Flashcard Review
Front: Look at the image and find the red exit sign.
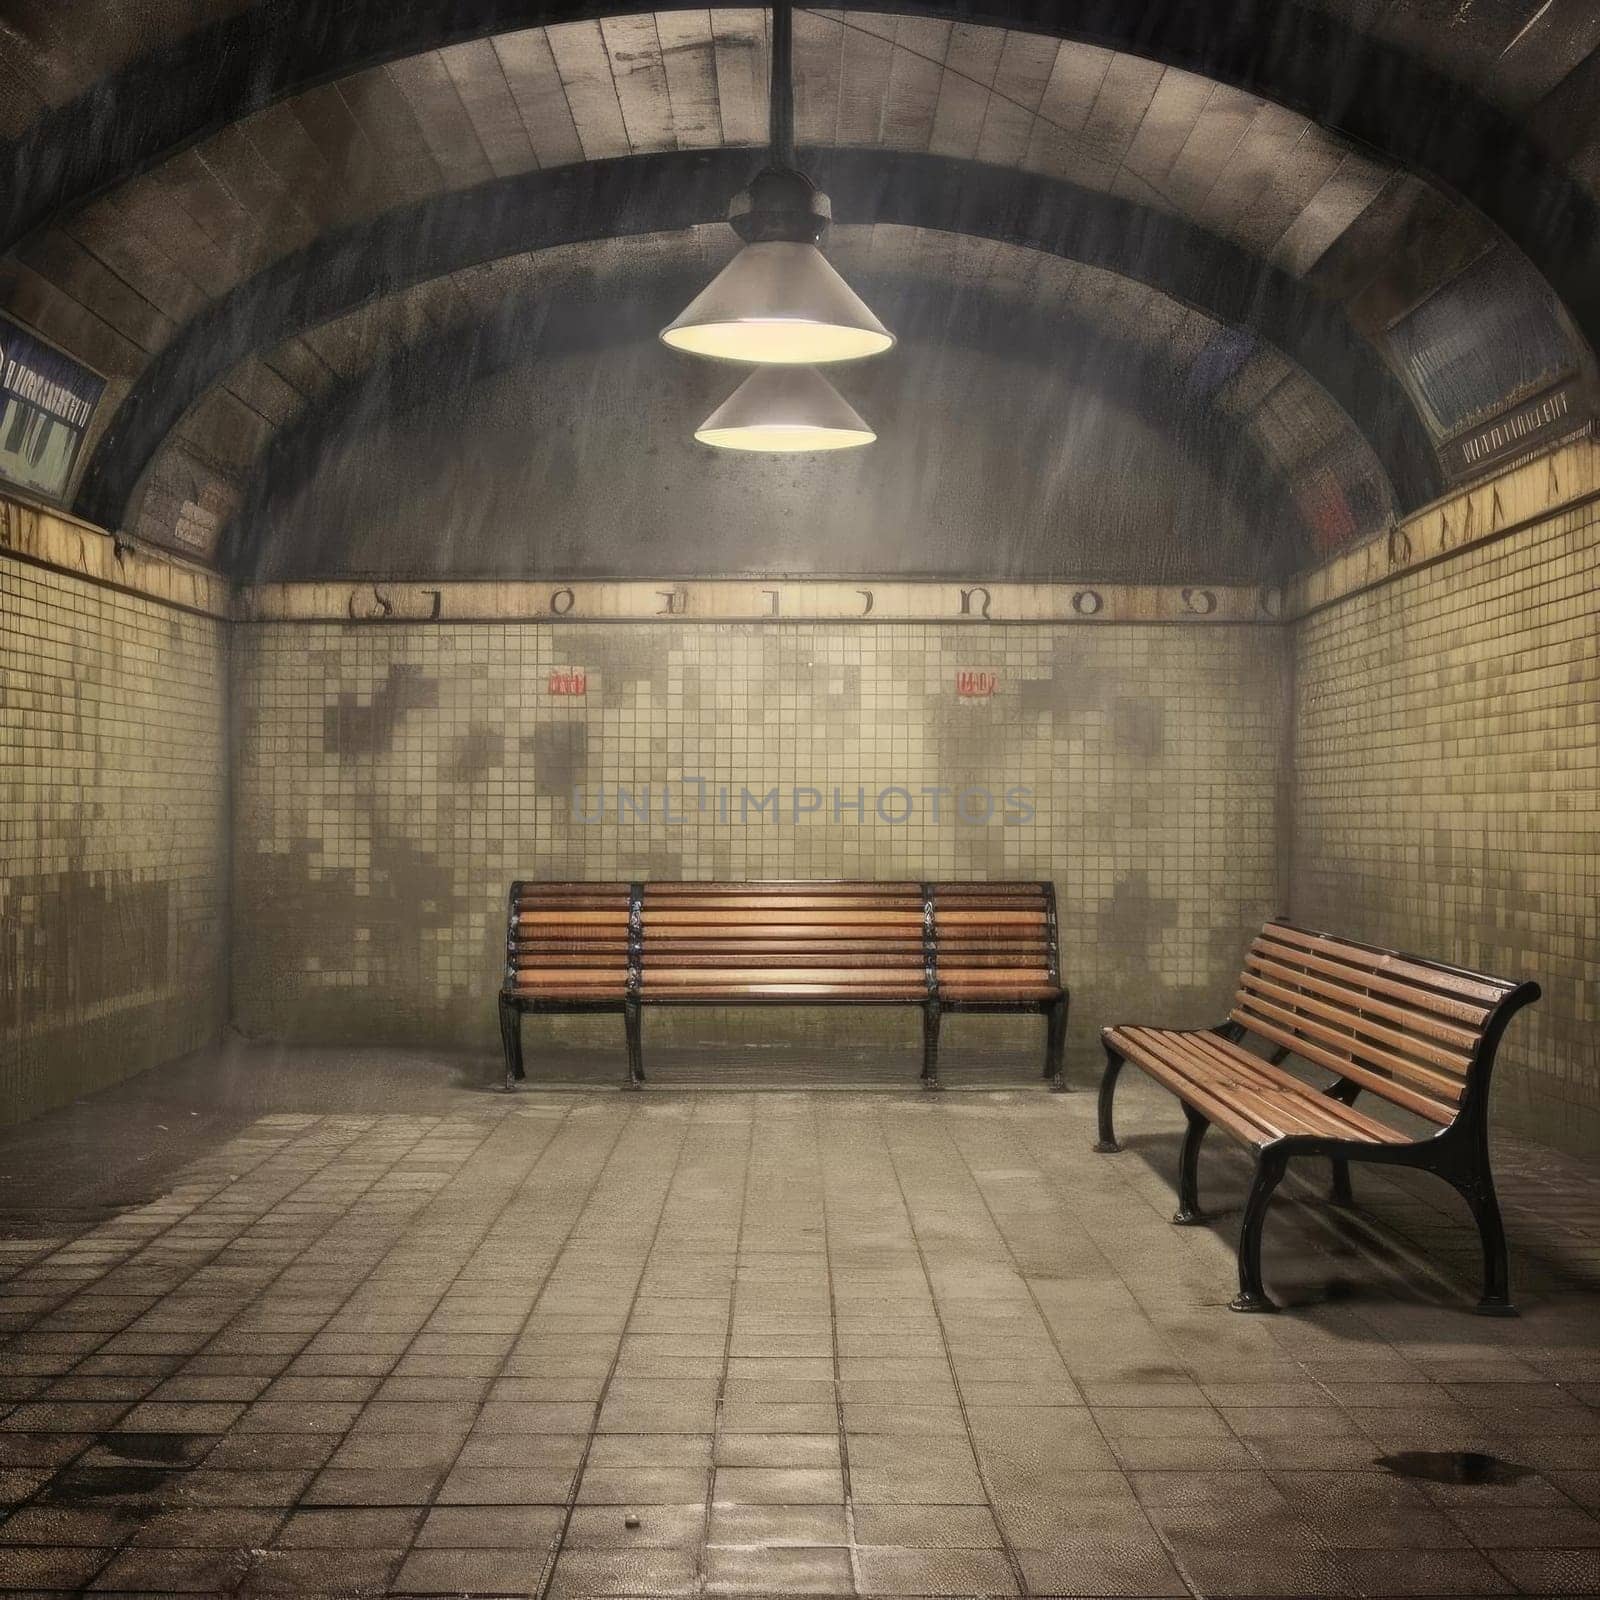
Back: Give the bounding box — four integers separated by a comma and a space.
548, 669, 587, 696
956, 670, 998, 698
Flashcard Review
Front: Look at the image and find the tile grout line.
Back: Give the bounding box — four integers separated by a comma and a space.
698, 1097, 758, 1593
870, 1098, 1033, 1600
809, 1094, 858, 1583
534, 1095, 698, 1600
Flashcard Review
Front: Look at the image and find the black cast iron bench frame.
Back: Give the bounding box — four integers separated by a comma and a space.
1095, 919, 1539, 1315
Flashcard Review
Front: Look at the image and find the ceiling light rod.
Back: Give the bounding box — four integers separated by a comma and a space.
770, 0, 795, 169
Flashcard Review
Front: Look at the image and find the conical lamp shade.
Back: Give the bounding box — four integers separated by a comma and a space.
662, 242, 894, 364
695, 365, 875, 452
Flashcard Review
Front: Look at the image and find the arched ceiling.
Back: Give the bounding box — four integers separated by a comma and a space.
158, 227, 1393, 581
204, 230, 1371, 584
1, 1, 1595, 580
72, 146, 1434, 535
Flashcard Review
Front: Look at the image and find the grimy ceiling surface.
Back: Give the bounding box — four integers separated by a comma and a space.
1, 0, 1596, 579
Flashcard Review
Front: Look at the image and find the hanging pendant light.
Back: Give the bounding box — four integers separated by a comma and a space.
662, 187, 893, 364
694, 365, 875, 452
660, 0, 894, 367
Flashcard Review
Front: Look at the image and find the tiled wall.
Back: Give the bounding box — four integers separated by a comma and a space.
1291, 496, 1599, 1154
232, 621, 1288, 1078
0, 555, 229, 1123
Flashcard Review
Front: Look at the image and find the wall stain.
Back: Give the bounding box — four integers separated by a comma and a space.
324, 664, 438, 755
2, 872, 169, 1032
449, 724, 504, 783
1114, 696, 1166, 758
523, 724, 589, 797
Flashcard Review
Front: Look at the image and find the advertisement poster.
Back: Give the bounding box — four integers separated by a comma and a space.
0, 314, 105, 501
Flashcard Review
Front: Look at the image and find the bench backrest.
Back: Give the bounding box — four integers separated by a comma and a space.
1230, 920, 1538, 1126
638, 882, 926, 998
506, 880, 1059, 1002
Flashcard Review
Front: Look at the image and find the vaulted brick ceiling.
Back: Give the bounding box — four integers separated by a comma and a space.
0, 0, 1595, 578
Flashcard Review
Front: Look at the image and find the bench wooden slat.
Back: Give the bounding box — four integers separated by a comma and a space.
519, 910, 631, 926
637, 983, 930, 999
643, 923, 926, 935
1260, 923, 1507, 1006
643, 908, 926, 926
934, 979, 1062, 992
639, 895, 925, 912
516, 881, 630, 895
510, 984, 627, 998
939, 939, 1049, 952
934, 892, 1047, 901
515, 955, 629, 968
633, 953, 928, 966
934, 915, 1043, 928
514, 937, 630, 949
944, 969, 1053, 979
1237, 971, 1473, 1077
940, 959, 1052, 973
632, 939, 925, 955
644, 880, 922, 895
516, 967, 628, 983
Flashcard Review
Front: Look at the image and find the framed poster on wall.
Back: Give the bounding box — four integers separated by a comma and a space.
0, 314, 105, 502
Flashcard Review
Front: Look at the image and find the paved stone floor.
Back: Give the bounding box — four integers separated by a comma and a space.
1, 1046, 1599, 1597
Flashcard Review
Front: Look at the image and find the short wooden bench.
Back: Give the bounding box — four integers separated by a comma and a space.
1096, 920, 1538, 1314
500, 880, 1068, 1090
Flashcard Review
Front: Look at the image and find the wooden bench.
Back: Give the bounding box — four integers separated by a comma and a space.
500, 879, 1068, 1091
1096, 920, 1539, 1315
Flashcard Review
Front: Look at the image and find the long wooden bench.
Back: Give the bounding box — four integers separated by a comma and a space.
500, 880, 1068, 1091
1096, 920, 1539, 1315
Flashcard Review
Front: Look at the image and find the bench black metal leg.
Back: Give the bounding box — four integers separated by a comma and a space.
1093, 1043, 1123, 1151
1231, 1149, 1287, 1313
922, 1002, 943, 1091
1044, 996, 1069, 1092
1451, 1168, 1515, 1316
499, 995, 524, 1091
1324, 1079, 1359, 1206
623, 1000, 645, 1090
1174, 1106, 1208, 1225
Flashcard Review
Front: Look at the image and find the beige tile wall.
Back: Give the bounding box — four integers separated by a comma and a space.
0, 554, 229, 1123
1291, 496, 1599, 1154
231, 621, 1289, 1079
